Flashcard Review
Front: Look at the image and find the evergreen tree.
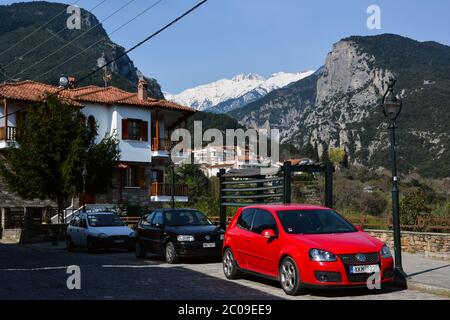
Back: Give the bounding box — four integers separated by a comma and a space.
0, 95, 120, 222
302, 142, 315, 160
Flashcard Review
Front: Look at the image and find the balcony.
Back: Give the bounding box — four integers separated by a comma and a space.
150, 182, 188, 202
0, 126, 17, 148
151, 138, 172, 158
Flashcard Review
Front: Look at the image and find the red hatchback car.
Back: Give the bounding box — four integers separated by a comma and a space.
223, 204, 394, 295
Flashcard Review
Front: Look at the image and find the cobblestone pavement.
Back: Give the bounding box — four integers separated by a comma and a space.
0, 243, 447, 300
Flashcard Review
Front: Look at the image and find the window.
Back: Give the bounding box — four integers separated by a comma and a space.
124, 165, 146, 188
251, 209, 278, 234
164, 210, 212, 226
71, 216, 80, 227
151, 211, 163, 227
237, 208, 255, 231
122, 118, 148, 141
87, 115, 96, 134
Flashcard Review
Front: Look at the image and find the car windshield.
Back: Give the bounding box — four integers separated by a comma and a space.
164, 210, 212, 226
276, 210, 356, 234
87, 214, 125, 227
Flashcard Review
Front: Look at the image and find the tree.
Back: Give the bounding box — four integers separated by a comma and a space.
0, 94, 120, 222
329, 148, 346, 165
320, 145, 330, 163
302, 142, 315, 160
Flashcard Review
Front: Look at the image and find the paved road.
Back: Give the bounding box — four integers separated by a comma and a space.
0, 243, 447, 300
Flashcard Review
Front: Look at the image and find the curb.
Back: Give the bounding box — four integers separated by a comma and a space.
408, 281, 450, 298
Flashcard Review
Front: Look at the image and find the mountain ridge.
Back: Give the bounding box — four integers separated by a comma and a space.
165, 70, 314, 113
228, 34, 450, 178
0, 1, 164, 99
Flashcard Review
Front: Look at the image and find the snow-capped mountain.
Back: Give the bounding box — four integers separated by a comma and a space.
165, 71, 315, 113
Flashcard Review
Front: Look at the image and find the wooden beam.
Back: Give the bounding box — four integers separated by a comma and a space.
155, 110, 159, 150
3, 98, 7, 129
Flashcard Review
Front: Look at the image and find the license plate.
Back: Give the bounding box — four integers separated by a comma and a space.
203, 242, 216, 248
350, 264, 380, 274
114, 240, 125, 244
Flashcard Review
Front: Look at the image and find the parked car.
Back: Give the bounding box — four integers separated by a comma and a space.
66, 212, 135, 252
222, 204, 394, 295
134, 208, 225, 263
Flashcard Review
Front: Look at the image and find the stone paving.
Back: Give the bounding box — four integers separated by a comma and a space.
0, 242, 448, 300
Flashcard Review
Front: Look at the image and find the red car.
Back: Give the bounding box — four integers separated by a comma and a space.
222, 204, 394, 295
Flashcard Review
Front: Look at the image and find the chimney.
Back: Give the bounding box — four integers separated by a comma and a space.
138, 79, 148, 100
68, 76, 76, 89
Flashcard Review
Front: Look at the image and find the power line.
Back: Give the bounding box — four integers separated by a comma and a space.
74, 0, 208, 87
7, 0, 137, 82
0, 0, 108, 73
36, 0, 165, 82
0, 0, 209, 121
0, 0, 82, 59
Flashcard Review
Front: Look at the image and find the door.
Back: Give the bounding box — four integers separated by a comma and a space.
137, 213, 154, 250
69, 216, 83, 245
148, 211, 165, 254
78, 215, 89, 247
246, 209, 281, 277
233, 208, 255, 269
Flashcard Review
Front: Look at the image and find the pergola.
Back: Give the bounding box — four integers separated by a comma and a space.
217, 161, 334, 229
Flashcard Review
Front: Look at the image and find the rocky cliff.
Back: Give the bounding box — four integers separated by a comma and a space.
229, 34, 450, 178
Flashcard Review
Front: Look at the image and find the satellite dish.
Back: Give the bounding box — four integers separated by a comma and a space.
59, 76, 69, 88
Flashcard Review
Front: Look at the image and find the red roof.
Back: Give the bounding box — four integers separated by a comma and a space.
0, 80, 195, 113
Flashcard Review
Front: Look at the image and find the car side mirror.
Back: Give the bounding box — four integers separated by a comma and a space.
355, 225, 364, 232
262, 229, 276, 239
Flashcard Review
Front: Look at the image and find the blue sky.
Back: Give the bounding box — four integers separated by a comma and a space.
1, 0, 450, 93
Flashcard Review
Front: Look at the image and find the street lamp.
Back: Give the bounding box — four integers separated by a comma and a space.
82, 164, 87, 213
382, 77, 408, 285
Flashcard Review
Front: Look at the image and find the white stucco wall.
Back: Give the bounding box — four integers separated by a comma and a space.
82, 104, 152, 163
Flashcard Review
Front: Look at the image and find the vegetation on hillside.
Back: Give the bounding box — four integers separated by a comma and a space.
0, 2, 163, 98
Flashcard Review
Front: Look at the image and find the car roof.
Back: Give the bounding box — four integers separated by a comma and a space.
159, 208, 200, 212
84, 211, 117, 215
243, 203, 331, 211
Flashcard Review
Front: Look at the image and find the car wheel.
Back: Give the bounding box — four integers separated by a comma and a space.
87, 238, 97, 253
165, 242, 179, 264
135, 240, 146, 259
66, 237, 75, 252
279, 257, 305, 296
223, 248, 241, 280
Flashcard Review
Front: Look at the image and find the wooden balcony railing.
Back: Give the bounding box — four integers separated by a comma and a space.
152, 138, 173, 152
0, 126, 17, 142
150, 182, 188, 197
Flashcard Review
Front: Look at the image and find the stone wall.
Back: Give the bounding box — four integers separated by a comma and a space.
95, 165, 161, 210
2, 224, 67, 244
367, 229, 450, 254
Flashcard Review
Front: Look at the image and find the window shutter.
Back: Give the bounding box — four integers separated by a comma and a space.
138, 166, 146, 188
122, 119, 129, 140
140, 121, 148, 141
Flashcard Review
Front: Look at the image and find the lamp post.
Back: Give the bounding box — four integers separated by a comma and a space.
382, 77, 407, 284
82, 164, 87, 213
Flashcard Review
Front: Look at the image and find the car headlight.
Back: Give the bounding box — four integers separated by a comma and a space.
97, 233, 108, 238
220, 234, 224, 241
177, 235, 195, 242
309, 249, 337, 262
380, 245, 392, 258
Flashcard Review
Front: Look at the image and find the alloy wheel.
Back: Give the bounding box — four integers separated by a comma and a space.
223, 250, 234, 277
280, 260, 296, 291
